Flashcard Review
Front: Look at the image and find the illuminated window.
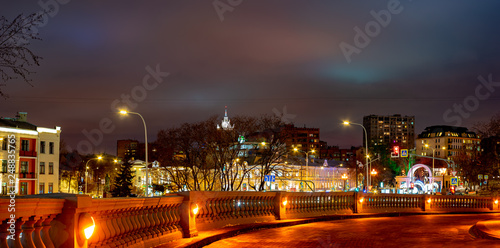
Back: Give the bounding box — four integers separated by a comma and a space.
21, 161, 29, 173
20, 182, 28, 195
39, 183, 45, 194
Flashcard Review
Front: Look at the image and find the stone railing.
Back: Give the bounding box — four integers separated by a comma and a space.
358, 193, 425, 213
178, 191, 278, 232
430, 195, 493, 211
86, 196, 183, 248
0, 195, 65, 248
284, 192, 354, 218
1, 192, 500, 248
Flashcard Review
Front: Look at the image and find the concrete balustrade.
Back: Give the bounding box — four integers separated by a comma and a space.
1, 192, 500, 248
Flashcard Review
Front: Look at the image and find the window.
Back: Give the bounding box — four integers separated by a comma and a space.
1, 160, 6, 173
48, 183, 53, 193
20, 182, 28, 195
48, 162, 54, 175
39, 183, 45, 194
49, 142, 54, 154
40, 162, 45, 174
1, 138, 7, 150
40, 141, 46, 154
2, 182, 6, 195
21, 140, 30, 151
21, 161, 29, 173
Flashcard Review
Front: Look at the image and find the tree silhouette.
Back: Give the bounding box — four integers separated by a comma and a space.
0, 13, 44, 97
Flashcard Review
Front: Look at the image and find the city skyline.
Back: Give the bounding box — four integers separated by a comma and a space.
1, 1, 500, 154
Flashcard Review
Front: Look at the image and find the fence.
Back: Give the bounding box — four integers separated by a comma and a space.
1, 192, 499, 248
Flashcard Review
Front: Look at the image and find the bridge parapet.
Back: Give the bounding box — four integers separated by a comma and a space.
1, 192, 500, 248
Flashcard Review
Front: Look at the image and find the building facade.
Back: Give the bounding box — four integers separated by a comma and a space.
363, 114, 415, 149
0, 112, 61, 195
117, 139, 139, 160
282, 124, 320, 156
416, 125, 481, 160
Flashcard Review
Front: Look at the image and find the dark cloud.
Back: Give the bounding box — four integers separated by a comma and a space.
1, 0, 500, 154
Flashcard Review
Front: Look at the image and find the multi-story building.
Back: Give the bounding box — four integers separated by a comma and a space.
117, 139, 139, 160
319, 144, 359, 163
0, 112, 61, 195
363, 114, 415, 149
282, 124, 320, 156
416, 125, 480, 160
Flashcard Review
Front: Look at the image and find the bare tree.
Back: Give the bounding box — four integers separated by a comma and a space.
0, 13, 44, 97
155, 114, 290, 192
247, 115, 290, 191
156, 118, 217, 191
474, 113, 500, 139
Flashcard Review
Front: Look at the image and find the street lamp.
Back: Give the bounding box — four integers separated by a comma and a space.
85, 156, 102, 195
343, 121, 369, 190
293, 147, 315, 191
120, 110, 149, 197
370, 169, 377, 191
425, 144, 446, 193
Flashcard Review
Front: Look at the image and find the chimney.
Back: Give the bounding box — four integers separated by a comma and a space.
16, 112, 27, 122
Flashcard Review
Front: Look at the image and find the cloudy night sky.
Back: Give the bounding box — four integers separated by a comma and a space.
1, 0, 500, 154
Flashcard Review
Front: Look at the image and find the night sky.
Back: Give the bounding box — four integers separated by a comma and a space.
2, 1, 500, 155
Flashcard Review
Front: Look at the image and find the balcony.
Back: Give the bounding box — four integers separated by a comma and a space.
19, 172, 36, 178
20, 150, 37, 157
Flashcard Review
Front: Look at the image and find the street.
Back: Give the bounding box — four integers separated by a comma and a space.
205, 213, 500, 248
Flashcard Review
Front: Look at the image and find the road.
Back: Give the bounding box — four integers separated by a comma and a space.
205, 213, 500, 248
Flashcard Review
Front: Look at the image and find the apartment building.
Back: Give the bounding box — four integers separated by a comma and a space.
0, 112, 61, 195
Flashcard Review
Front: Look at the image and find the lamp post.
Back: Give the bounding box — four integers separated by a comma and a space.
293, 147, 315, 191
425, 144, 446, 193
120, 110, 149, 197
343, 121, 369, 190
85, 156, 102, 195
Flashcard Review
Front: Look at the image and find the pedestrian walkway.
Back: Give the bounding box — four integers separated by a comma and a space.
156, 212, 500, 248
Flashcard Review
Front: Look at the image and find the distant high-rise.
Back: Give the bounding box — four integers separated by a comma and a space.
363, 114, 415, 149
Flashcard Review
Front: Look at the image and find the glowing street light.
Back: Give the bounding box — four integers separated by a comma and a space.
85, 156, 102, 195
120, 110, 150, 197
293, 147, 315, 187
343, 121, 369, 189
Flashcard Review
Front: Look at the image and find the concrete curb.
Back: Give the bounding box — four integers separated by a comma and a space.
158, 211, 500, 248
471, 219, 500, 240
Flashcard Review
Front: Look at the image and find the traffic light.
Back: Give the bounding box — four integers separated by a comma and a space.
391, 145, 400, 158
450, 186, 455, 195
